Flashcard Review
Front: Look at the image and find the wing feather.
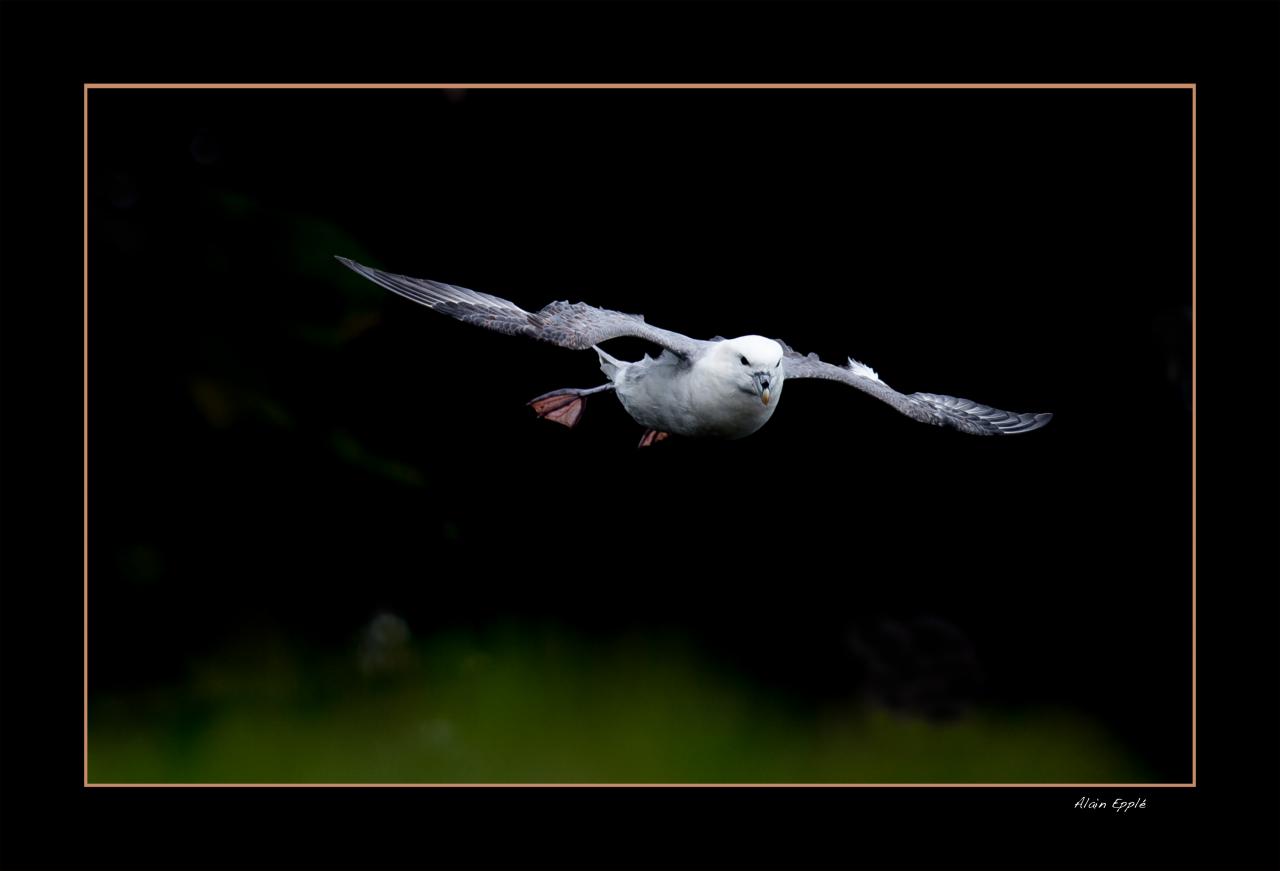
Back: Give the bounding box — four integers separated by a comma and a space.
337, 257, 703, 357
778, 341, 1052, 436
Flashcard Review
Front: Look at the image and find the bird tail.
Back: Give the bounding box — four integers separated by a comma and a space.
594, 345, 625, 382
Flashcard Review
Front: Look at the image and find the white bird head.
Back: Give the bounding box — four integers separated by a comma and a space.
709, 335, 785, 407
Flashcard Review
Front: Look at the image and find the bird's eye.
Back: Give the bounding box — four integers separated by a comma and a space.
740, 355, 750, 366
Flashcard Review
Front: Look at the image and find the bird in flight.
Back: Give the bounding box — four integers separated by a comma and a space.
336, 257, 1052, 447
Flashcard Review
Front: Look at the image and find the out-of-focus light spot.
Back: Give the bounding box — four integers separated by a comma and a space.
189, 377, 295, 430
461, 652, 490, 675
442, 89, 466, 103
216, 191, 256, 217
337, 310, 381, 344
190, 377, 236, 428
329, 430, 425, 487
846, 615, 983, 721
420, 718, 454, 748
191, 128, 221, 165
358, 612, 412, 676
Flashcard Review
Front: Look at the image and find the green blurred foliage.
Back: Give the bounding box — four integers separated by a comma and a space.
89, 629, 1146, 784
329, 430, 426, 488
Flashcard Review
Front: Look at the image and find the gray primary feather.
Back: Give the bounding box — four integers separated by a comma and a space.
336, 257, 704, 357
778, 342, 1052, 436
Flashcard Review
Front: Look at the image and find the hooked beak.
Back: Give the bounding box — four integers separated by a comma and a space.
754, 372, 772, 406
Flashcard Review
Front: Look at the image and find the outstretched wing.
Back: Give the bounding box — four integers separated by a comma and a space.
778, 342, 1052, 436
337, 257, 704, 357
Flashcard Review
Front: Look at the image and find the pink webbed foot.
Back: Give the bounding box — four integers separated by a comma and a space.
528, 392, 587, 428
527, 385, 613, 430
637, 429, 670, 448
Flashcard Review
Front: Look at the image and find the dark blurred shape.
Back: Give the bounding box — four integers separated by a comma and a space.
190, 127, 221, 165
1151, 304, 1193, 411
442, 89, 466, 104
846, 615, 984, 720
203, 242, 231, 275
118, 544, 164, 586
358, 612, 412, 677
104, 216, 145, 254
294, 309, 382, 348
107, 171, 139, 209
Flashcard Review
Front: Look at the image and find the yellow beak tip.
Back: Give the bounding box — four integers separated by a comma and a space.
761, 390, 771, 406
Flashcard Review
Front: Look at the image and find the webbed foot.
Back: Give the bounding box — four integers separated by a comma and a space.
527, 385, 613, 429
637, 429, 670, 448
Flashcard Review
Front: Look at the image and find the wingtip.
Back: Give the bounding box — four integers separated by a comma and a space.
1008, 411, 1053, 434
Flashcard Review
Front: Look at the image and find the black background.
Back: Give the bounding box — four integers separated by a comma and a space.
85, 84, 1190, 766
3, 1, 1278, 870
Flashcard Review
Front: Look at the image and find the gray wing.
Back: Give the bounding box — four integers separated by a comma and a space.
337, 257, 703, 357
778, 342, 1052, 436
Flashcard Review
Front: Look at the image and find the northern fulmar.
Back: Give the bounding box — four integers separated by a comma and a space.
337, 257, 1052, 446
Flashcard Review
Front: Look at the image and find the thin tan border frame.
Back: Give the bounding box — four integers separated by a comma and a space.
82, 81, 1198, 789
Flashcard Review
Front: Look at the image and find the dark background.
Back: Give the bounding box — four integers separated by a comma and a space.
87, 84, 1192, 777
2, 1, 1277, 869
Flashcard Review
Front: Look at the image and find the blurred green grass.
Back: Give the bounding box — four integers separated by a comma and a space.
89, 628, 1146, 784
